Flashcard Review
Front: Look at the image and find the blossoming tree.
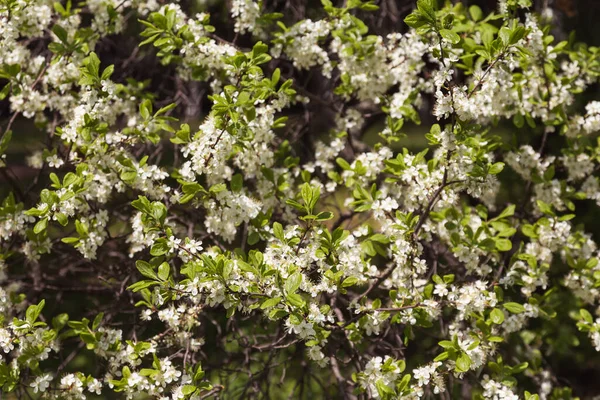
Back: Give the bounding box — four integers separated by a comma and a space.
1, 0, 600, 398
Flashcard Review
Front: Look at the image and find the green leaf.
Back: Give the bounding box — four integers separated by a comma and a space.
342, 277, 359, 288
56, 213, 68, 226
543, 165, 555, 181
375, 379, 395, 397
132, 195, 152, 214
504, 302, 526, 314
260, 297, 281, 309
166, 9, 177, 30
52, 313, 69, 330
92, 312, 104, 330
121, 170, 137, 182
525, 114, 536, 128
181, 385, 196, 396
510, 362, 529, 374
86, 52, 101, 79
300, 183, 315, 211
416, 0, 436, 23
101, 65, 114, 81
209, 183, 227, 194
315, 211, 333, 221
140, 99, 152, 120
495, 238, 512, 252
513, 113, 524, 128
455, 352, 471, 372
469, 5, 482, 21
52, 24, 69, 43
495, 205, 515, 220
439, 29, 460, 45
499, 27, 511, 46
271, 68, 281, 85
0, 129, 11, 155
150, 239, 169, 256
490, 308, 505, 324
34, 217, 48, 234
0, 83, 10, 101
230, 174, 243, 192
536, 200, 555, 216
128, 280, 159, 292
273, 222, 284, 241
286, 199, 304, 212
286, 293, 305, 308
509, 26, 526, 45
252, 41, 269, 57
398, 374, 411, 391
136, 260, 157, 280
434, 351, 449, 362
336, 158, 351, 170
285, 272, 303, 294
26, 300, 45, 324
580, 308, 593, 324
404, 13, 427, 29
489, 162, 505, 175
158, 262, 170, 281
521, 224, 537, 238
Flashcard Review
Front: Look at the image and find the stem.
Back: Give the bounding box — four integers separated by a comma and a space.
467, 52, 506, 99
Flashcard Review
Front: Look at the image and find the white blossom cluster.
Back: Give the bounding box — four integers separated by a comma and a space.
0, 0, 600, 398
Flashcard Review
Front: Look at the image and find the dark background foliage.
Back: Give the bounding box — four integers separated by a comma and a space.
1, 0, 600, 398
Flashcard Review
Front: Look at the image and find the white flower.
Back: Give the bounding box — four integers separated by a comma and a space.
168, 236, 182, 254
60, 373, 84, 395
31, 374, 52, 393
87, 378, 102, 394
285, 319, 316, 339
46, 154, 64, 168
128, 372, 144, 387
413, 361, 441, 387
482, 375, 519, 400
0, 328, 13, 353
141, 309, 153, 321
